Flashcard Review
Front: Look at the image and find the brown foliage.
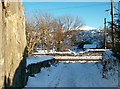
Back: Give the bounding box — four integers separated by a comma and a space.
54, 28, 64, 51
26, 13, 84, 53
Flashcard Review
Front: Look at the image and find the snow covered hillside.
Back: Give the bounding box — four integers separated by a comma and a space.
76, 26, 103, 49
62, 25, 104, 50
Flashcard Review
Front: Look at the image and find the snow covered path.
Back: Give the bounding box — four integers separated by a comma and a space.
26, 62, 118, 87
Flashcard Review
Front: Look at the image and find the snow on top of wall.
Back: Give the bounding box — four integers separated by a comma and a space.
27, 56, 54, 66
55, 56, 102, 60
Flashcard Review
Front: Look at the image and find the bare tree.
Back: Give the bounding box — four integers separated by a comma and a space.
56, 15, 84, 49
58, 15, 84, 30
26, 13, 84, 53
26, 21, 39, 55
35, 13, 55, 52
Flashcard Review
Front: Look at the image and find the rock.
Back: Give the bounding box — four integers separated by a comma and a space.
0, 1, 26, 88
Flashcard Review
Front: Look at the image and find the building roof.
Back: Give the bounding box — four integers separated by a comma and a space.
83, 44, 97, 49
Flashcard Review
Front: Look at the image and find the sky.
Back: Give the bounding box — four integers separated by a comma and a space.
23, 2, 119, 28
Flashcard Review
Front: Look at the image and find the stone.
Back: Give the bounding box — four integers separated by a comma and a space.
0, 1, 26, 88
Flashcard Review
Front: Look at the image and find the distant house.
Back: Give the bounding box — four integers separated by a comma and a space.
83, 44, 97, 49
75, 26, 97, 31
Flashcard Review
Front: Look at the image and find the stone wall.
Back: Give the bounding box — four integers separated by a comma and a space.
0, 1, 26, 88
26, 59, 55, 77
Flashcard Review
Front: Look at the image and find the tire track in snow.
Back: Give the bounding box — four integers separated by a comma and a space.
26, 62, 118, 87
47, 63, 64, 87
48, 63, 76, 87
61, 63, 76, 87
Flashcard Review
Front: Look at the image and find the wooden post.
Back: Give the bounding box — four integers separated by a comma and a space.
111, 0, 114, 48
118, 1, 120, 50
104, 18, 107, 49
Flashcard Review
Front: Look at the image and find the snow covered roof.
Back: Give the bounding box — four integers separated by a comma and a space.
83, 44, 97, 49
76, 26, 97, 31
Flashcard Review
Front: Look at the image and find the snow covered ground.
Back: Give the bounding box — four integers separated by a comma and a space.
26, 49, 118, 87
25, 62, 118, 87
